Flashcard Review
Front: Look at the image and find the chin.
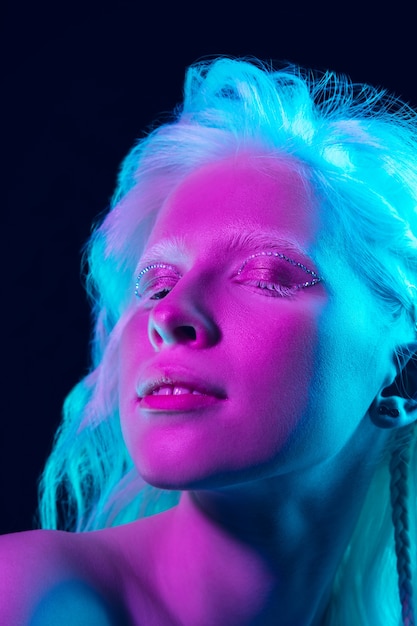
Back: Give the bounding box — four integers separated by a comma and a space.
138, 468, 213, 491
137, 461, 263, 493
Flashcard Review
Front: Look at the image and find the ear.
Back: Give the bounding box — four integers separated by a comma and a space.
369, 340, 417, 429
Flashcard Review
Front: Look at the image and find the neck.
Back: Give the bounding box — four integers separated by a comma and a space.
153, 426, 388, 626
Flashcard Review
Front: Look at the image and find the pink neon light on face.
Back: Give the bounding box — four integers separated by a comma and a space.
118, 154, 383, 489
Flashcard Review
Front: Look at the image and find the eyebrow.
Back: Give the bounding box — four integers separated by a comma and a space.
226, 230, 312, 260
135, 230, 320, 275
135, 236, 188, 274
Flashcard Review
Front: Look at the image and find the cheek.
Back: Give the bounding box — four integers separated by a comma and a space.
287, 295, 386, 465
118, 310, 151, 382
118, 313, 149, 444
312, 303, 382, 421
230, 299, 320, 392
222, 302, 321, 456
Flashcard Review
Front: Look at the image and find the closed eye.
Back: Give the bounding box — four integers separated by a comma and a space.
135, 263, 182, 300
235, 251, 322, 297
244, 280, 299, 297
134, 252, 323, 301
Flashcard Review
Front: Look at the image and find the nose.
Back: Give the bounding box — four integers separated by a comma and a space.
147, 288, 220, 351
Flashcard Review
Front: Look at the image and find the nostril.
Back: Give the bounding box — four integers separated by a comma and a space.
176, 325, 197, 341
149, 309, 219, 349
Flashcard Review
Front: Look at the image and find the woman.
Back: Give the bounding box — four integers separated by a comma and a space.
1, 57, 417, 625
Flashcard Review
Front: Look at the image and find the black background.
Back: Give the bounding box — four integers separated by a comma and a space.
2, 1, 415, 534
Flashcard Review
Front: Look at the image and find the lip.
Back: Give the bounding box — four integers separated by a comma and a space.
137, 371, 227, 412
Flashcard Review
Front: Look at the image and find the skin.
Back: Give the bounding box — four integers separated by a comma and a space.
0, 153, 411, 625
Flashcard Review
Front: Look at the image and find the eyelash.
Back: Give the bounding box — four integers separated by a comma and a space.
236, 251, 321, 285
244, 280, 299, 298
135, 253, 322, 300
135, 263, 181, 300
235, 251, 322, 298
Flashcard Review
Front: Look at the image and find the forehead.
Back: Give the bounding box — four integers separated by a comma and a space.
145, 154, 320, 255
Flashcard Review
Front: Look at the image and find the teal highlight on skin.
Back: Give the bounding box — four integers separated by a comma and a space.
29, 579, 132, 626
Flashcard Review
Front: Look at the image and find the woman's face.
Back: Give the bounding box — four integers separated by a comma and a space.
119, 154, 390, 489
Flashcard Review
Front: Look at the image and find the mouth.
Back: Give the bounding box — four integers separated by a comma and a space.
148, 384, 207, 396
139, 375, 225, 398
137, 376, 226, 412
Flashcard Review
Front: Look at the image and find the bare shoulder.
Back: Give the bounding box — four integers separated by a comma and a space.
0, 529, 132, 625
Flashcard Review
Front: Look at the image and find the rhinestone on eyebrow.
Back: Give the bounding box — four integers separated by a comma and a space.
237, 251, 323, 288
135, 263, 181, 298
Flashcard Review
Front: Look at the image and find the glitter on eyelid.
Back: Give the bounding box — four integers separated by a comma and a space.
237, 251, 323, 288
135, 253, 323, 299
135, 263, 181, 298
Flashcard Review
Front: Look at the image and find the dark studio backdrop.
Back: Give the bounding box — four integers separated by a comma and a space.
2, 1, 416, 534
